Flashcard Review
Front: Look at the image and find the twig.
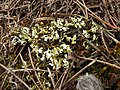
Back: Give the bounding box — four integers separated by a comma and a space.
33, 17, 55, 22
74, 0, 117, 29
86, 39, 111, 60
62, 61, 74, 85
28, 47, 43, 89
0, 72, 9, 89
47, 67, 56, 88
101, 30, 110, 53
76, 56, 120, 70
58, 68, 69, 90
82, 0, 88, 19
19, 54, 41, 90
11, 43, 26, 66
0, 63, 31, 90
12, 68, 59, 73
54, 72, 64, 90
63, 59, 96, 87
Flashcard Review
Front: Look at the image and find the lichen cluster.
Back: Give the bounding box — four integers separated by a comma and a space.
12, 15, 99, 70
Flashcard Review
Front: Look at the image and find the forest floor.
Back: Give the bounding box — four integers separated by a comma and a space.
0, 0, 120, 90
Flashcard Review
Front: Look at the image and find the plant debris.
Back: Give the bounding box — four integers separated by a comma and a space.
0, 0, 120, 90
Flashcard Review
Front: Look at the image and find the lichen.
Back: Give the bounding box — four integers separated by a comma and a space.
12, 15, 99, 70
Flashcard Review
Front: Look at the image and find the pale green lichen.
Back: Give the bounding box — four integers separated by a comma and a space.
12, 15, 99, 70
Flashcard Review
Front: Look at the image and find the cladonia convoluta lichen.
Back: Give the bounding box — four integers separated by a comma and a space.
12, 15, 99, 70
